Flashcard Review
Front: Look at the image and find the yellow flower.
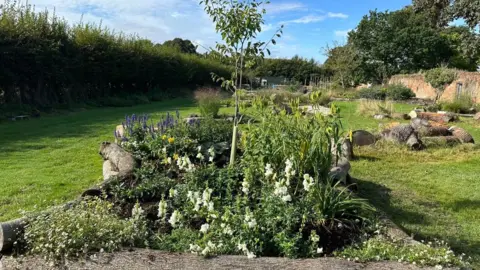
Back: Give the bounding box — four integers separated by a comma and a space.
173, 153, 179, 160
162, 135, 167, 140
168, 137, 175, 144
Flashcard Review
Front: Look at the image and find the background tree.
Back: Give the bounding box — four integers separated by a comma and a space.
440, 26, 480, 71
412, 0, 452, 27
323, 44, 363, 87
348, 7, 453, 83
162, 38, 198, 54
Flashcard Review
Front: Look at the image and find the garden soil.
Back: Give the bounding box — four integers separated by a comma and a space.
1, 249, 456, 270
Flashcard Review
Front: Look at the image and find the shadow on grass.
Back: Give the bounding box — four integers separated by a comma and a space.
353, 155, 381, 162
355, 178, 429, 226
356, 177, 480, 262
0, 98, 197, 146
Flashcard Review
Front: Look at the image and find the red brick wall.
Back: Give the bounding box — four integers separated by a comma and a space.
389, 71, 480, 103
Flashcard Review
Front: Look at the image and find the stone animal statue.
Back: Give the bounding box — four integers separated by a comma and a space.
99, 142, 136, 181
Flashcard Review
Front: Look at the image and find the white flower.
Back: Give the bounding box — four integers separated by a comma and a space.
131, 203, 144, 219
169, 188, 177, 198
201, 246, 211, 256
317, 247, 323, 254
196, 152, 204, 160
248, 219, 257, 228
200, 223, 210, 234
167, 157, 172, 164
303, 174, 314, 192
158, 200, 167, 219
162, 147, 167, 153
246, 251, 256, 259
197, 146, 202, 152
189, 244, 201, 254
241, 180, 250, 194
282, 195, 292, 202
265, 163, 273, 177
237, 243, 247, 252
187, 191, 194, 202
202, 188, 213, 204
169, 210, 181, 227
222, 225, 233, 235
208, 147, 215, 157
208, 201, 214, 212
209, 156, 214, 162
194, 198, 202, 212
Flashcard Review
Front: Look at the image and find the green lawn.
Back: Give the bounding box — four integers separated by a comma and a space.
0, 98, 210, 221
1, 99, 479, 263
336, 101, 480, 264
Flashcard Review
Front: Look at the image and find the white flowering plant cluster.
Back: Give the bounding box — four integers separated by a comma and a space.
23, 199, 148, 263
337, 237, 470, 268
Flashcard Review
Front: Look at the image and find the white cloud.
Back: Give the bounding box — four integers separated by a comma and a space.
266, 2, 307, 14
29, 0, 220, 48
334, 29, 352, 38
282, 12, 349, 25
327, 12, 349, 19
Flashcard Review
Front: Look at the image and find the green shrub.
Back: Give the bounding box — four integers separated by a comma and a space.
337, 237, 468, 267
357, 100, 394, 116
441, 94, 474, 113
23, 199, 148, 263
385, 84, 415, 100
309, 91, 331, 106
194, 88, 223, 118
358, 87, 387, 100
425, 68, 457, 91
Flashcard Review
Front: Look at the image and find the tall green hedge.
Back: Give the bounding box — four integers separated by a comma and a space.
0, 2, 230, 109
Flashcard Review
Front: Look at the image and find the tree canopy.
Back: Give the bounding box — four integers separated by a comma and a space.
162, 38, 198, 54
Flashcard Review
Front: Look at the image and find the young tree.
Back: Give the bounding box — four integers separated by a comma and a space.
200, 0, 282, 165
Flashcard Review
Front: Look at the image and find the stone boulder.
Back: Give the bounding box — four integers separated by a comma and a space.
332, 138, 354, 161
380, 124, 424, 150
352, 130, 376, 146
449, 126, 475, 144
391, 113, 411, 120
99, 142, 137, 181
329, 158, 351, 185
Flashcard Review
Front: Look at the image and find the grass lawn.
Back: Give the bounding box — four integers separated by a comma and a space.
1, 99, 479, 264
336, 101, 480, 264
0, 98, 227, 222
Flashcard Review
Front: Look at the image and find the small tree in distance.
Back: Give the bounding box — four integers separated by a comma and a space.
200, 0, 283, 166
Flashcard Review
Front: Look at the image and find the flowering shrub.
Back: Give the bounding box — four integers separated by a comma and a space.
337, 237, 469, 268
23, 199, 148, 263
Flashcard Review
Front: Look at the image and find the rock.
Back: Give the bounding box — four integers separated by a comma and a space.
391, 113, 410, 120
410, 118, 431, 130
184, 117, 202, 125
416, 126, 451, 137
474, 112, 480, 121
332, 138, 354, 161
329, 158, 351, 185
408, 110, 422, 119
374, 114, 390, 120
301, 105, 331, 116
449, 126, 475, 144
381, 124, 424, 150
352, 130, 376, 146
409, 111, 457, 124
99, 142, 136, 181
0, 218, 26, 253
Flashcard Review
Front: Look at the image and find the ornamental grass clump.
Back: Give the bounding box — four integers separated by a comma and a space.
23, 199, 148, 264
194, 87, 224, 118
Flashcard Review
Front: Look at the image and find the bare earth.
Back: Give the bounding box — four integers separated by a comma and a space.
0, 249, 454, 270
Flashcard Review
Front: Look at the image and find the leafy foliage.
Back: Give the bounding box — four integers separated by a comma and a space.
23, 199, 148, 263
0, 1, 230, 111
338, 237, 468, 267
348, 7, 453, 83
162, 38, 198, 54
440, 93, 474, 113
385, 84, 415, 101
424, 68, 458, 101
358, 88, 387, 100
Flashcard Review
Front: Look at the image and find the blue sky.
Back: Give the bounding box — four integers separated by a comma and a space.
30, 0, 412, 63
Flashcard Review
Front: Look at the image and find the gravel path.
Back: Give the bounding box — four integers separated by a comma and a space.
1, 249, 452, 270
